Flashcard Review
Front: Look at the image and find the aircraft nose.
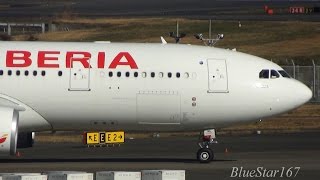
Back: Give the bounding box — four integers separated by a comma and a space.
271, 80, 312, 116
295, 81, 312, 105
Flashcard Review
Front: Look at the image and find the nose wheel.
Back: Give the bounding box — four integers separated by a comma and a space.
197, 129, 218, 163
197, 148, 213, 163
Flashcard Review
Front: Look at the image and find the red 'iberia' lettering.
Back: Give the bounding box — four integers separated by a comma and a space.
6, 51, 32, 67
109, 52, 138, 69
5, 50, 138, 69
38, 51, 60, 68
97, 52, 105, 69
66, 51, 91, 68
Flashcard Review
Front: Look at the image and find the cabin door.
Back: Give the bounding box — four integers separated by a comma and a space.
207, 59, 229, 93
69, 58, 91, 91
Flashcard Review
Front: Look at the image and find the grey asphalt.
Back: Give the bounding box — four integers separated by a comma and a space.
0, 0, 320, 21
0, 133, 319, 179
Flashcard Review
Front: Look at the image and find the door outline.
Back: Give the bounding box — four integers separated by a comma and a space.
136, 91, 181, 125
68, 58, 91, 91
207, 59, 229, 93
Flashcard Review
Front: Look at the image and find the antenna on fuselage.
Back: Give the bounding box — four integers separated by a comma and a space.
194, 19, 224, 46
169, 21, 186, 44
160, 36, 167, 44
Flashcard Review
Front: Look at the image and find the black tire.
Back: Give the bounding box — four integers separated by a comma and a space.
197, 148, 213, 163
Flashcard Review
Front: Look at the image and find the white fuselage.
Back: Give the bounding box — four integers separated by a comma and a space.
0, 42, 312, 132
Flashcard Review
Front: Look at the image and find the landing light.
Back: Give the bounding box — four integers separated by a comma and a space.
218, 34, 224, 39
194, 34, 204, 40
194, 33, 225, 46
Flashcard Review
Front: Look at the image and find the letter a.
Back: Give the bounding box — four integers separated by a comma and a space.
109, 52, 138, 69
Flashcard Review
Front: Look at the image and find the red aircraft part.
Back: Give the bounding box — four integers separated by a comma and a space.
5, 51, 138, 69
0, 134, 8, 144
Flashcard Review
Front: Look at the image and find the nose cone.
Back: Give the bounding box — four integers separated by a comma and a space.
273, 80, 312, 115
295, 81, 312, 106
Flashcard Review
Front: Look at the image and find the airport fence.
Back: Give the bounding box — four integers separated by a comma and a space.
281, 60, 320, 102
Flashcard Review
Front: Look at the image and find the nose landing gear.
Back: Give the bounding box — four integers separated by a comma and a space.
197, 129, 218, 163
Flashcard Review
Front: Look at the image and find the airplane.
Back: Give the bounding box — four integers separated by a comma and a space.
0, 41, 312, 163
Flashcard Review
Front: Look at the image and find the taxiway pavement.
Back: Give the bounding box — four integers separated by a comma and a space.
0, 133, 319, 179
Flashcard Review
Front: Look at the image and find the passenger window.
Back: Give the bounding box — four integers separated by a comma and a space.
125, 72, 130, 77
117, 72, 121, 77
134, 72, 138, 77
270, 70, 279, 79
151, 72, 155, 78
184, 72, 189, 78
259, 69, 269, 79
41, 71, 46, 76
168, 72, 172, 78
16, 70, 20, 76
159, 72, 164, 78
58, 71, 62, 76
176, 72, 180, 78
25, 71, 29, 76
8, 70, 12, 76
109, 71, 113, 77
278, 70, 291, 78
33, 71, 37, 76
142, 72, 147, 78
0, 70, 3, 76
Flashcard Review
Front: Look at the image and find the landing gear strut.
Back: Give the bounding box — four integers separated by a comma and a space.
197, 129, 217, 163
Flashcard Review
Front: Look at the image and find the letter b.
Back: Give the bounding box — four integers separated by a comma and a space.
230, 167, 239, 177
6, 51, 32, 67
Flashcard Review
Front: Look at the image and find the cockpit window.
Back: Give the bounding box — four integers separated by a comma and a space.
278, 70, 291, 78
270, 70, 280, 79
259, 69, 269, 79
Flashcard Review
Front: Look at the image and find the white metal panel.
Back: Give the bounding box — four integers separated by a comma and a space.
207, 59, 228, 93
69, 59, 91, 91
48, 173, 93, 180
141, 170, 185, 180
96, 171, 141, 180
137, 93, 181, 124
203, 129, 216, 139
